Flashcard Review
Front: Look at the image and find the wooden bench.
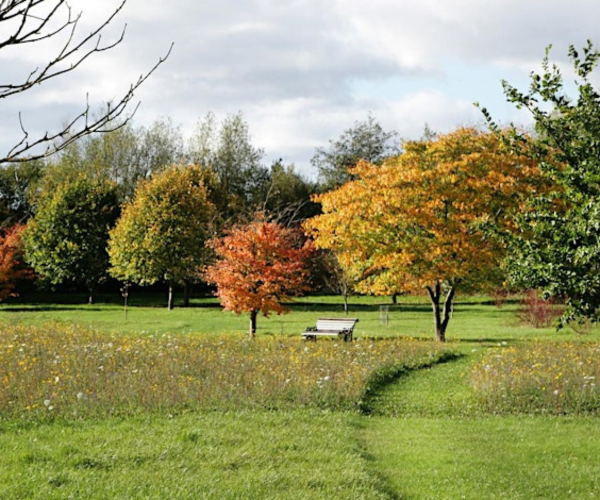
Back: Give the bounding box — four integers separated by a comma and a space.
302, 318, 359, 342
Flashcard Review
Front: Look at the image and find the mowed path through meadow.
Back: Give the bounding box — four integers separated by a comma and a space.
359, 349, 600, 500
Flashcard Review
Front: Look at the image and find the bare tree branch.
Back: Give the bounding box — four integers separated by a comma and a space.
0, 0, 172, 163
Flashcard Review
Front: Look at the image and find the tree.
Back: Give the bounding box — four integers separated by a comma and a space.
108, 164, 218, 309
480, 40, 600, 325
305, 128, 540, 341
0, 223, 33, 300
44, 118, 185, 201
22, 176, 120, 303
261, 160, 320, 225
0, 0, 171, 164
188, 112, 268, 211
0, 160, 45, 225
204, 217, 314, 337
311, 114, 400, 190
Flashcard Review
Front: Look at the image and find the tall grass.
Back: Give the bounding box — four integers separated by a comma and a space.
471, 341, 600, 414
0, 323, 451, 421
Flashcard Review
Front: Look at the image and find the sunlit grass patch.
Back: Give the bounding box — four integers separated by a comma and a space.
471, 341, 600, 414
0, 323, 451, 421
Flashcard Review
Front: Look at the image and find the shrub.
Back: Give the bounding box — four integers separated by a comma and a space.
518, 289, 563, 328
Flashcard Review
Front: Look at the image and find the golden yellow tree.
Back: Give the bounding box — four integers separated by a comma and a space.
304, 128, 542, 341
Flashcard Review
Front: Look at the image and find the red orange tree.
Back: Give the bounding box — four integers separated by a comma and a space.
0, 224, 33, 300
204, 218, 313, 337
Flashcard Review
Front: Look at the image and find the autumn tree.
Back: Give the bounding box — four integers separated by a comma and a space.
108, 165, 218, 309
0, 223, 33, 300
305, 128, 541, 342
312, 114, 400, 190
22, 177, 120, 303
481, 41, 600, 325
0, 0, 170, 164
204, 218, 314, 337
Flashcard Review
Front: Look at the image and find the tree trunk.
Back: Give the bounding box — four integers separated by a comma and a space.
343, 291, 349, 316
183, 281, 191, 307
249, 309, 258, 338
426, 282, 455, 342
88, 286, 94, 305
392, 293, 398, 305
167, 281, 174, 310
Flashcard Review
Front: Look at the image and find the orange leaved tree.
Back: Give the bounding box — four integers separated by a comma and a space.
0, 224, 33, 300
304, 127, 543, 342
204, 218, 313, 337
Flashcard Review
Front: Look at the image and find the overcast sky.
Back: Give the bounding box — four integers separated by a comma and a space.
2, 0, 600, 177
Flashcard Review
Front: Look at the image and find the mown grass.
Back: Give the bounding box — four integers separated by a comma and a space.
3, 293, 600, 499
0, 411, 391, 500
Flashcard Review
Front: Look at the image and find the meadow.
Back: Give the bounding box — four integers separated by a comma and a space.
1, 292, 600, 499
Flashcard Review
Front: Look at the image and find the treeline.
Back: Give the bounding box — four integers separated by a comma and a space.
0, 112, 398, 306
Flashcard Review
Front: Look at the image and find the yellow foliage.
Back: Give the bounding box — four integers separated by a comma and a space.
304, 127, 542, 295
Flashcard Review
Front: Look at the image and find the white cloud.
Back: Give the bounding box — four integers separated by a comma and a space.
2, 0, 600, 173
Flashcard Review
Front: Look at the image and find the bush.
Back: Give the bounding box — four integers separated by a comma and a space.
518, 289, 563, 328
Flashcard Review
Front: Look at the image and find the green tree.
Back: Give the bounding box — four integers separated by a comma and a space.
311, 114, 400, 190
22, 177, 120, 303
481, 40, 600, 325
0, 161, 45, 225
108, 165, 217, 309
261, 160, 319, 224
188, 112, 268, 211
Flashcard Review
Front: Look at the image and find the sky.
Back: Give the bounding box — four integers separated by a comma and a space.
2, 0, 600, 178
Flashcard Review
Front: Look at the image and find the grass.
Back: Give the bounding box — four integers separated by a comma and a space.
3, 292, 600, 498
0, 411, 391, 500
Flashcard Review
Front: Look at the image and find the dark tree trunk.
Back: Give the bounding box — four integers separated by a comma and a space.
88, 286, 94, 305
425, 282, 455, 342
183, 281, 191, 307
249, 309, 258, 338
392, 293, 398, 305
167, 281, 174, 310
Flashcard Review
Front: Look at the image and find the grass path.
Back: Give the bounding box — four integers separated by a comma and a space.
358, 348, 600, 499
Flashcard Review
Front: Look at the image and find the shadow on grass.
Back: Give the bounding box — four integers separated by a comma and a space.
357, 351, 464, 415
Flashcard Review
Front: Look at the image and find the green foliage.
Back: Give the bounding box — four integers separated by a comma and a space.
482, 40, 600, 324
0, 161, 45, 225
188, 112, 268, 210
108, 165, 217, 307
22, 177, 119, 301
311, 114, 400, 189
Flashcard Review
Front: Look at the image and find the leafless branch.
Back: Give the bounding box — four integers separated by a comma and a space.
0, 0, 173, 163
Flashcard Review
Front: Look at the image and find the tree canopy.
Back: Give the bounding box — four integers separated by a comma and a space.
22, 176, 120, 303
481, 40, 600, 325
108, 164, 218, 309
311, 114, 400, 190
305, 127, 541, 341
204, 217, 314, 337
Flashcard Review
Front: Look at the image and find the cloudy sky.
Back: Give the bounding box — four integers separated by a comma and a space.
2, 0, 600, 177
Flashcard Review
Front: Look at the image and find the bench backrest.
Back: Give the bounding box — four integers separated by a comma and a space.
315, 318, 359, 332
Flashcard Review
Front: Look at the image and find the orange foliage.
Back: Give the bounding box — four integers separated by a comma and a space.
0, 224, 34, 300
204, 218, 314, 334
304, 127, 542, 296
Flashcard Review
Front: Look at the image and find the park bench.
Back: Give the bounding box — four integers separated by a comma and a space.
302, 317, 359, 342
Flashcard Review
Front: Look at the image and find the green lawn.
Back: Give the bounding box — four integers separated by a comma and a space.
2, 293, 600, 499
